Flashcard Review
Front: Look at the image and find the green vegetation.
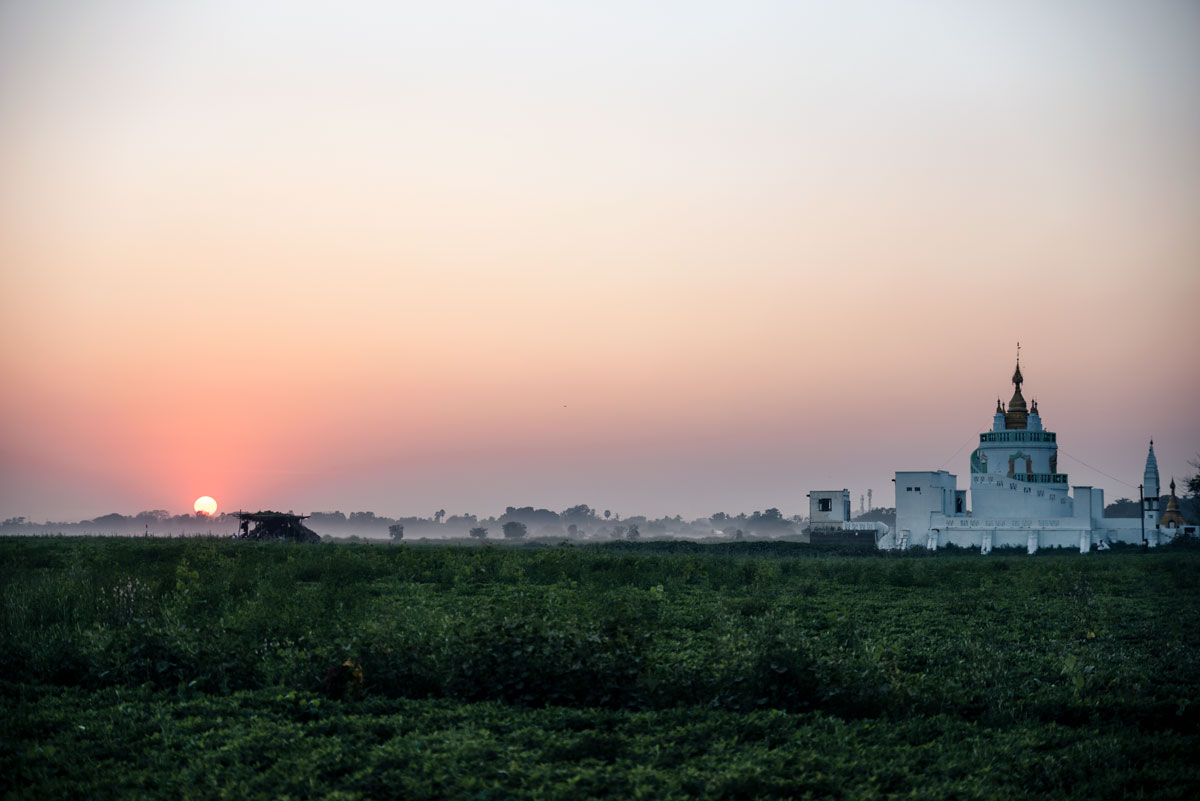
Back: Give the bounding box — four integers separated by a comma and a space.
3, 536, 1198, 799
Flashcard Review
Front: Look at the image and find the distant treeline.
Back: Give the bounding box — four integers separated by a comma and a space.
6, 492, 1194, 540
0, 510, 225, 537
1104, 494, 1200, 522
1, 505, 817, 541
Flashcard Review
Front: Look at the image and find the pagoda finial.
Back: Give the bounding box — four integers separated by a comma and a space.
1012, 342, 1023, 387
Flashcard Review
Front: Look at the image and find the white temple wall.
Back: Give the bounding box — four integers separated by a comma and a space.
896, 471, 959, 543
971, 474, 1072, 518
1090, 487, 1106, 528
1099, 527, 1148, 546
933, 512, 1093, 550
1073, 487, 1091, 520
976, 440, 1058, 477
1037, 529, 1089, 549
911, 513, 1171, 551
931, 525, 1093, 551
1073, 487, 1108, 529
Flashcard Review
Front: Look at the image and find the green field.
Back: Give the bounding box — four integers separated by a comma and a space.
2, 537, 1198, 800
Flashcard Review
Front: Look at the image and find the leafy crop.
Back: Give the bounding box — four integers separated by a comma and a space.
2, 536, 1198, 799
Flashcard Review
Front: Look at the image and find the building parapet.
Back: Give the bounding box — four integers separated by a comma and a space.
980, 431, 1056, 444
843, 521, 887, 532
938, 517, 1066, 529
1011, 472, 1069, 484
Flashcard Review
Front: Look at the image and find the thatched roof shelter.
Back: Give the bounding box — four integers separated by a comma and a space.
233, 511, 321, 543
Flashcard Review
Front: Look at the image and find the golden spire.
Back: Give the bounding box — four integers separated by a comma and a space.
1004, 347, 1028, 429
1159, 478, 1188, 528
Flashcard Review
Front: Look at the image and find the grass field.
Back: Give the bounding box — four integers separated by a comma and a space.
2, 536, 1198, 799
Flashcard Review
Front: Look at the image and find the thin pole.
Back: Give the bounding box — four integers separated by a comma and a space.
1140, 483, 1145, 545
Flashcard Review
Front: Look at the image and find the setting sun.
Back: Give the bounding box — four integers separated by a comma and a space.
193, 496, 218, 516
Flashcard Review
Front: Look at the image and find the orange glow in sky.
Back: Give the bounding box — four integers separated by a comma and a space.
1, 2, 1197, 522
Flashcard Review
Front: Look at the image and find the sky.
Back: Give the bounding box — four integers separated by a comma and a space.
1, 0, 1198, 523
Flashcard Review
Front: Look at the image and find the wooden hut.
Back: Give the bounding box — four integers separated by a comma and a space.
232, 511, 321, 543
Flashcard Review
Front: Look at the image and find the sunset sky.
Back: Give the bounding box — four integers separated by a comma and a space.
2, 1, 1198, 523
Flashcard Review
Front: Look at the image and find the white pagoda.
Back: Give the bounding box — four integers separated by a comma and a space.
883, 355, 1195, 552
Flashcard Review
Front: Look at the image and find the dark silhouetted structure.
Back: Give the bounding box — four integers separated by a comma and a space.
233, 511, 320, 543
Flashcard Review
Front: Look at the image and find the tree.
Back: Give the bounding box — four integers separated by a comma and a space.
561, 504, 595, 522
1104, 498, 1140, 518
469, 527, 488, 539
1187, 456, 1200, 500
626, 524, 640, 541
500, 507, 559, 527
747, 508, 790, 534
388, 524, 405, 542
434, 509, 446, 525
502, 521, 527, 539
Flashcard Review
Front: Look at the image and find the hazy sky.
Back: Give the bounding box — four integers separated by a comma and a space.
2, 1, 1198, 522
